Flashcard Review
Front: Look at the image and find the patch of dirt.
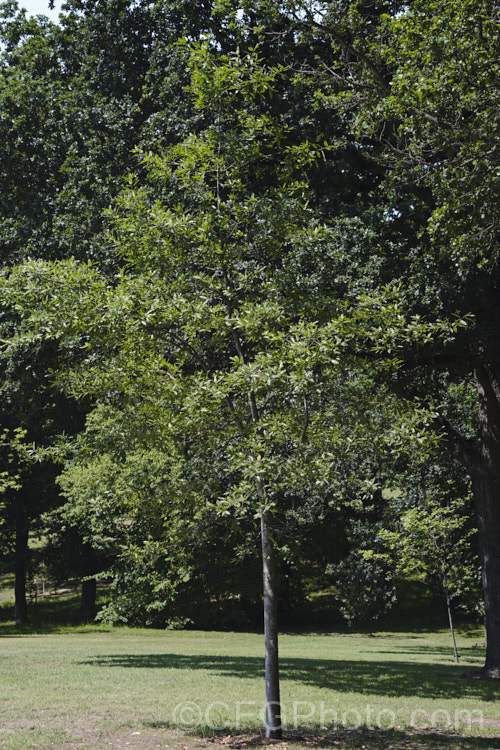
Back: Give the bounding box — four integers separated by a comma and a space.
207, 734, 270, 748
8, 725, 500, 750
204, 729, 500, 750
41, 727, 207, 750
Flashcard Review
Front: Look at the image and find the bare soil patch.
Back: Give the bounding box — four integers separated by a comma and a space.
34, 727, 500, 750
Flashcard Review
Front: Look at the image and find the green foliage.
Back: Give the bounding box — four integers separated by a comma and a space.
0, 0, 218, 264
0, 428, 31, 495
0, 0, 221, 614
0, 0, 492, 633
330, 549, 396, 626
377, 494, 482, 616
0, 29, 474, 625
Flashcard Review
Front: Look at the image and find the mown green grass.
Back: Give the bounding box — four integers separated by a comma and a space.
0, 575, 498, 749
1, 624, 498, 750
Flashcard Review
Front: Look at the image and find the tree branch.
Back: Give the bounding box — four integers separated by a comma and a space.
289, 5, 390, 91
169, 330, 247, 437
436, 415, 477, 473
300, 393, 309, 445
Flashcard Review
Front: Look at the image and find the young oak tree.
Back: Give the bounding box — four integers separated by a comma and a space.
1, 38, 462, 731
102, 44, 469, 731
103, 46, 355, 737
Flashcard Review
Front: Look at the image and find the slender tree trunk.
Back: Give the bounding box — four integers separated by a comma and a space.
470, 366, 500, 678
225, 319, 283, 730
14, 502, 29, 626
444, 589, 459, 664
261, 512, 282, 739
79, 578, 97, 623
441, 562, 459, 663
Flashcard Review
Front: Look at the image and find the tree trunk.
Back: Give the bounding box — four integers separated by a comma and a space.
470, 366, 500, 678
79, 578, 97, 623
441, 562, 459, 663
14, 503, 29, 626
261, 513, 282, 739
445, 589, 459, 664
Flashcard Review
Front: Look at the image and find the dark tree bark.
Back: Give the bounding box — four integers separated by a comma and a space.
14, 502, 29, 626
261, 512, 282, 739
470, 365, 500, 678
79, 578, 97, 623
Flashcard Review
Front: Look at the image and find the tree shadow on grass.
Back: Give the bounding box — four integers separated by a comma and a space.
80, 653, 500, 701
362, 644, 486, 662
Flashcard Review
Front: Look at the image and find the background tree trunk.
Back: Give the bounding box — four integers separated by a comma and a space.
79, 578, 97, 623
14, 502, 29, 626
472, 366, 500, 678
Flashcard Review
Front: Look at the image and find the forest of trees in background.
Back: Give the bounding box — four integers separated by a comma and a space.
0, 0, 498, 692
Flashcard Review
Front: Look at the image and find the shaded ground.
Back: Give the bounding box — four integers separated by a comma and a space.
79, 651, 498, 701
2, 726, 498, 750
208, 729, 500, 750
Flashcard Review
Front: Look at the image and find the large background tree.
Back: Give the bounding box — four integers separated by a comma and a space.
0, 0, 221, 623
255, 0, 500, 679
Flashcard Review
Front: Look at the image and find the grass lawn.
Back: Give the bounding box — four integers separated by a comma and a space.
1, 597, 499, 750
